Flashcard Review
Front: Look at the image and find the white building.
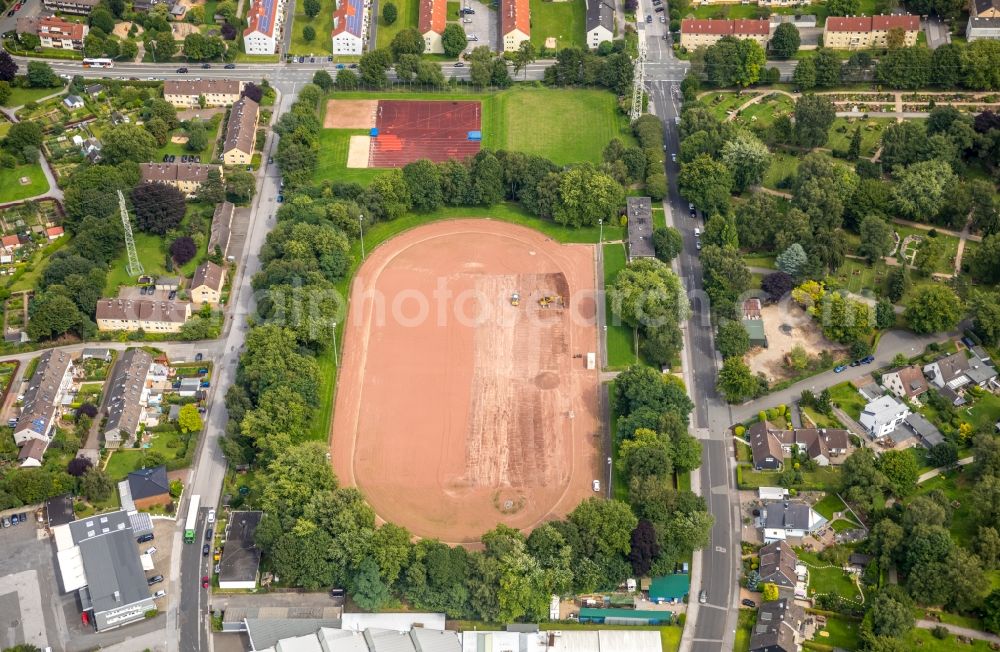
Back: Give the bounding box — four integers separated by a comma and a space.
331, 0, 367, 55
243, 0, 284, 55
586, 0, 614, 49
760, 501, 827, 543
858, 394, 910, 439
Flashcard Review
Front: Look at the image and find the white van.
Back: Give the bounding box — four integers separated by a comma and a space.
694, 227, 701, 237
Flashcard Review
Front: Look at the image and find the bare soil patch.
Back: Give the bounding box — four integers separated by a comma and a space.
745, 303, 847, 383
323, 99, 378, 129
346, 135, 370, 168
330, 220, 601, 544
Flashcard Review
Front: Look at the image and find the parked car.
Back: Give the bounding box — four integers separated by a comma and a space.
861, 355, 875, 364
742, 599, 756, 608
147, 575, 164, 586
5, 10, 13, 16
153, 590, 167, 598
162, 154, 170, 162
671, 153, 676, 162
336, 63, 345, 69
207, 509, 216, 524
453, 62, 465, 67
646, 14, 652, 22
195, 353, 203, 361
225, 63, 236, 69
201, 63, 211, 69
462, 17, 472, 23
1, 518, 8, 528
695, 240, 702, 250
19, 513, 26, 523
201, 575, 210, 589
660, 15, 665, 22
349, 63, 358, 69
276, 194, 284, 203
329, 587, 346, 598
698, 590, 707, 604
834, 365, 847, 373
144, 547, 157, 555
137, 533, 154, 543
202, 543, 210, 556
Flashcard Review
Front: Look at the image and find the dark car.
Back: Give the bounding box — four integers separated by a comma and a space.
202, 543, 210, 556
137, 533, 154, 543
645, 14, 652, 21
201, 63, 211, 69
9, 514, 18, 525
329, 588, 346, 599
195, 352, 203, 361
205, 527, 213, 541
201, 575, 210, 589
176, 67, 188, 73
224, 63, 236, 69
19, 512, 27, 523
349, 63, 358, 69
861, 355, 875, 364
742, 599, 756, 608
147, 575, 164, 586
6, 10, 14, 16
162, 154, 170, 162
454, 62, 465, 67
276, 194, 284, 203
168, 154, 176, 162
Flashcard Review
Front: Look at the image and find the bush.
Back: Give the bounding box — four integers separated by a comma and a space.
932, 625, 948, 639
734, 424, 746, 437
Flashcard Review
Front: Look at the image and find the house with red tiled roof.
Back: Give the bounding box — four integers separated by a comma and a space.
332, 0, 368, 55
501, 0, 530, 52
419, 0, 447, 54
243, 0, 285, 55
1, 235, 22, 251
823, 14, 919, 49
680, 18, 770, 49
45, 226, 64, 240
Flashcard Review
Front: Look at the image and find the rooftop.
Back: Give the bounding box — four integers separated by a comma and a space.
127, 465, 169, 500
825, 14, 919, 32
244, 0, 280, 38
626, 197, 655, 259
332, 0, 365, 38
587, 0, 615, 32
163, 78, 243, 97
501, 0, 530, 36
418, 0, 446, 35
681, 18, 770, 35
219, 511, 263, 585
69, 511, 150, 616
96, 298, 191, 324
191, 261, 226, 292
224, 96, 259, 155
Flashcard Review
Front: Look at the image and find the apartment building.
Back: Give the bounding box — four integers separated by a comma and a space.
501, 0, 530, 52
822, 14, 920, 49
419, 0, 447, 54
162, 79, 244, 108
679, 18, 770, 49
222, 96, 259, 165
95, 298, 192, 333
243, 0, 285, 54
140, 163, 222, 197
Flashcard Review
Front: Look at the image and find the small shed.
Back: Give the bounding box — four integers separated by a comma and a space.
63, 95, 84, 109
758, 486, 788, 501
648, 574, 690, 603
156, 276, 180, 291
742, 318, 768, 348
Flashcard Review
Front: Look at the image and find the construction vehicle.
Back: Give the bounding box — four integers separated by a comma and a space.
510, 292, 520, 306
538, 295, 564, 307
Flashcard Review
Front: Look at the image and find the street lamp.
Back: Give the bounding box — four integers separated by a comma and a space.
332, 322, 339, 366
598, 218, 603, 246
607, 456, 612, 498
359, 214, 366, 260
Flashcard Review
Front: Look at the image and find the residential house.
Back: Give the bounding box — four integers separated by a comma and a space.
924, 351, 998, 404
81, 137, 102, 163
190, 261, 226, 306
218, 511, 263, 589
332, 0, 367, 55
626, 197, 655, 261
881, 365, 928, 401
84, 83, 103, 96
18, 438, 47, 467
501, 0, 531, 52
18, 15, 89, 49
749, 598, 805, 652
222, 96, 259, 165
760, 500, 826, 542
822, 14, 920, 49
81, 348, 112, 361
102, 348, 153, 448
758, 540, 797, 589
903, 412, 944, 448
46, 226, 64, 240
858, 395, 910, 439
680, 19, 770, 49
95, 298, 192, 333
1, 235, 21, 251
140, 163, 221, 197
968, 0, 1000, 40
122, 465, 171, 510
41, 0, 99, 15
162, 79, 244, 108
419, 0, 447, 54
55, 511, 157, 631
63, 95, 85, 109
243, 0, 285, 55
177, 377, 201, 397
848, 553, 872, 574
14, 350, 73, 446
586, 0, 615, 49
747, 421, 850, 469
209, 201, 236, 260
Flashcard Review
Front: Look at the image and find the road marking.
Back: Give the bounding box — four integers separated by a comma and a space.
715, 546, 726, 553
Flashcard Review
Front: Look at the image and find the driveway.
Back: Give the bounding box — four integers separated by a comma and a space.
0, 0, 42, 37
461, 0, 496, 53
923, 17, 950, 50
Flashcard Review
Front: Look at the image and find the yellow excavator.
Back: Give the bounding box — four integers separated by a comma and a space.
538, 295, 564, 307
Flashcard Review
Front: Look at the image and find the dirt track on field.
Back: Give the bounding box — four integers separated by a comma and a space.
330, 220, 601, 544
323, 99, 378, 129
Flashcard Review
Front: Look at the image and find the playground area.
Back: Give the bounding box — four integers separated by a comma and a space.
330, 220, 601, 544
327, 99, 483, 168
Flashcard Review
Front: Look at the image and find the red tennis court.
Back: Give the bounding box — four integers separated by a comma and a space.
369, 100, 482, 167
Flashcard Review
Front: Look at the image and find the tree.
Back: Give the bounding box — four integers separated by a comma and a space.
963, 39, 1000, 91
679, 154, 732, 215
0, 51, 18, 82
26, 61, 60, 88
170, 237, 197, 265
827, 0, 860, 13
717, 358, 764, 403
512, 41, 536, 80
863, 587, 913, 639
717, 320, 750, 359
402, 159, 443, 211
761, 583, 779, 601
858, 215, 894, 262
102, 124, 157, 164
970, 290, 1000, 345
970, 233, 1000, 284
776, 243, 808, 277
876, 46, 932, 89
646, 174, 667, 201
441, 23, 467, 57
877, 449, 919, 497
648, 228, 683, 264
904, 285, 962, 334
770, 23, 800, 58
198, 168, 225, 204
614, 365, 694, 422
628, 520, 660, 576
302, 25, 316, 42
886, 266, 909, 302
4, 121, 43, 155
131, 183, 186, 234
391, 28, 425, 59
27, 293, 87, 341
703, 36, 766, 88
67, 456, 93, 477
81, 467, 113, 502
794, 94, 835, 148
335, 68, 360, 90
793, 58, 816, 90
721, 131, 771, 192
359, 48, 392, 86
185, 121, 208, 152
875, 298, 895, 330
177, 404, 204, 434
891, 159, 956, 221
813, 49, 843, 87
226, 168, 257, 203
762, 272, 794, 301
304, 0, 321, 17
554, 165, 624, 227
382, 1, 397, 24
312, 69, 334, 91
984, 590, 1000, 634
848, 126, 862, 160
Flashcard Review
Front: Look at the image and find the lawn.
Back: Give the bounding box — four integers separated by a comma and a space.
962, 390, 1000, 432
699, 91, 756, 122
811, 613, 862, 650
3, 85, 65, 108
104, 232, 170, 294
913, 472, 977, 546
829, 518, 860, 532
899, 628, 996, 651
825, 257, 889, 297
316, 128, 380, 186
827, 382, 866, 421
0, 164, 49, 203
734, 609, 756, 652
307, 346, 337, 441
734, 93, 793, 129
604, 243, 638, 369
826, 117, 891, 158
742, 254, 775, 269
289, 0, 335, 56
105, 444, 179, 481
609, 381, 628, 501
893, 224, 960, 275
812, 493, 846, 520
801, 406, 843, 429
762, 152, 800, 191
9, 237, 68, 292
739, 466, 840, 491
529, 0, 587, 50
375, 0, 418, 49
493, 87, 635, 165
798, 550, 862, 601
155, 116, 222, 161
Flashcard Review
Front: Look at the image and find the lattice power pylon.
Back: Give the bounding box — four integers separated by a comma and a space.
629, 30, 648, 123
118, 190, 144, 278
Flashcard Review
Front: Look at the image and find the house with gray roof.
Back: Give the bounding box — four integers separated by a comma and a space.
903, 412, 944, 448
758, 540, 797, 589
103, 349, 153, 449
858, 395, 910, 439
749, 598, 804, 652
586, 0, 615, 49
761, 501, 826, 543
219, 511, 263, 590
746, 421, 850, 469
625, 197, 655, 261
60, 510, 156, 631
14, 350, 73, 448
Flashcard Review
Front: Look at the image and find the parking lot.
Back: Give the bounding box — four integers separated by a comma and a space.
461, 0, 497, 54
0, 510, 62, 651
